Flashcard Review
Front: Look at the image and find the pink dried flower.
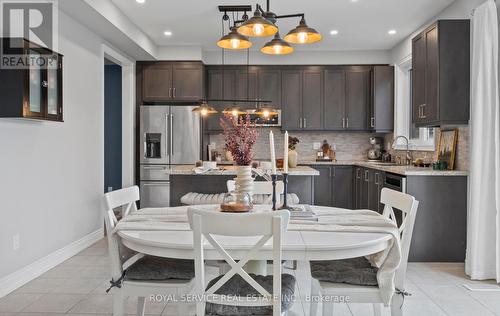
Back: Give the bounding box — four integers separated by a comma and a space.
220, 113, 258, 166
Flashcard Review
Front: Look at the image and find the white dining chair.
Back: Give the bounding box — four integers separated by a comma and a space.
227, 179, 285, 204
309, 188, 419, 316
104, 186, 195, 316
187, 207, 295, 316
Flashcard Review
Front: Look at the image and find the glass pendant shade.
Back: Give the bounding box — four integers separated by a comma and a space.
284, 18, 322, 44
217, 27, 252, 49
192, 101, 218, 116
237, 10, 278, 37
260, 33, 294, 55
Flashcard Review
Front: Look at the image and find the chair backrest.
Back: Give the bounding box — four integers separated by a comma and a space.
103, 186, 140, 280
227, 180, 285, 204
188, 208, 290, 316
380, 188, 419, 289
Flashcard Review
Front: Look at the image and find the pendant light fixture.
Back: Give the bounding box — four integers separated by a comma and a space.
192, 101, 218, 116
254, 105, 279, 118
237, 7, 278, 37
284, 17, 322, 44
217, 2, 322, 55
222, 104, 246, 116
261, 33, 294, 55
217, 26, 252, 49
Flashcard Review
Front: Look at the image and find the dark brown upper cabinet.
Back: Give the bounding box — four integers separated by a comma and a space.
370, 66, 394, 132
0, 38, 63, 122
257, 67, 282, 108
281, 69, 302, 130
236, 66, 258, 100
324, 68, 345, 130
345, 67, 371, 130
140, 61, 204, 103
204, 67, 237, 132
412, 20, 470, 127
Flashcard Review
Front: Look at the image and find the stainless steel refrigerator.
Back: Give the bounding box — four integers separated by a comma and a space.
139, 105, 201, 207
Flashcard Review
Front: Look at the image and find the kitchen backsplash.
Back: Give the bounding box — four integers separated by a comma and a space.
209, 128, 382, 162
383, 126, 469, 171
209, 125, 469, 171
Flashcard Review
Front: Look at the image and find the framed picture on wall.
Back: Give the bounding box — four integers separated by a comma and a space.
437, 129, 458, 170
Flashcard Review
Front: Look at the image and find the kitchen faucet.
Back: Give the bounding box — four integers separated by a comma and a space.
392, 135, 412, 165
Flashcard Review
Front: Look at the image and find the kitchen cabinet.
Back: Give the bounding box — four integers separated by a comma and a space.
345, 67, 370, 130
368, 169, 385, 213
141, 61, 204, 103
354, 167, 384, 213
311, 165, 353, 208
257, 67, 281, 108
281, 69, 302, 130
0, 38, 63, 121
324, 68, 345, 130
411, 20, 470, 126
236, 67, 258, 100
370, 66, 394, 132
204, 68, 237, 132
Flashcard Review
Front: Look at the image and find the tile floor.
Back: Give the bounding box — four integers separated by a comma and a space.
1, 238, 500, 316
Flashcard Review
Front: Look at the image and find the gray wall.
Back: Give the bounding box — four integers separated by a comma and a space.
0, 11, 116, 280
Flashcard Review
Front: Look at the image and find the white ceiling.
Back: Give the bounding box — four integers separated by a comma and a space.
111, 0, 455, 51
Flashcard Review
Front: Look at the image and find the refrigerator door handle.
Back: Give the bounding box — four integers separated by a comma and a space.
170, 113, 174, 156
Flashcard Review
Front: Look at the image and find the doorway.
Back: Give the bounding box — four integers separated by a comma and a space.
104, 59, 122, 192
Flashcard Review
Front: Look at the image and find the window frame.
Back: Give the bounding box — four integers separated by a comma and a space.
394, 54, 435, 151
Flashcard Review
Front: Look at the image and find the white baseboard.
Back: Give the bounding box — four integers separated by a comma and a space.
0, 228, 104, 298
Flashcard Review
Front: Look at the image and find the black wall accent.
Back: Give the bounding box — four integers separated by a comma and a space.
105, 63, 122, 192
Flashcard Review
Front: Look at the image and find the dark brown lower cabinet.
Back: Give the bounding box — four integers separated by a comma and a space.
368, 169, 385, 213
353, 167, 384, 213
311, 165, 353, 208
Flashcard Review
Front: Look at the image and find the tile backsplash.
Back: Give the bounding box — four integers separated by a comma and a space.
208, 125, 469, 171
209, 128, 384, 162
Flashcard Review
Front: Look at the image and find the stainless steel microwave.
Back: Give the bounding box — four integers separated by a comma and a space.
237, 110, 281, 127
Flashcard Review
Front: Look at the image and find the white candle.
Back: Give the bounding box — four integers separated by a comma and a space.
269, 131, 276, 175
284, 131, 289, 173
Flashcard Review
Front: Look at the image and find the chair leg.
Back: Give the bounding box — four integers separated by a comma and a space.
136, 297, 146, 316
322, 301, 334, 316
310, 279, 320, 316
373, 303, 381, 316
292, 260, 297, 270
390, 294, 403, 316
113, 290, 125, 316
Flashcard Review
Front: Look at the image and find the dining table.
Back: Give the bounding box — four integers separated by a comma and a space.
116, 204, 397, 309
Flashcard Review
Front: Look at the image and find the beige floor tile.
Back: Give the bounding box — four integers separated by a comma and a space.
38, 266, 84, 279
79, 246, 108, 256
437, 298, 495, 316
50, 278, 104, 294
14, 278, 65, 294
78, 266, 110, 279
68, 294, 114, 314
125, 296, 166, 315
21, 294, 84, 313
0, 293, 43, 312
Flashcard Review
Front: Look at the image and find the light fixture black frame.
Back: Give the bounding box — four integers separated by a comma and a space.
218, 1, 305, 25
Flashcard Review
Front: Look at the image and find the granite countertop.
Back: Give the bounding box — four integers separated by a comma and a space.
164, 165, 320, 176
299, 160, 469, 176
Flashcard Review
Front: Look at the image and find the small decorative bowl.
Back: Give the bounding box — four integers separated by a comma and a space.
220, 191, 253, 213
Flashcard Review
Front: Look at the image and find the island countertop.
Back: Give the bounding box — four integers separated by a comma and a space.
165, 165, 319, 176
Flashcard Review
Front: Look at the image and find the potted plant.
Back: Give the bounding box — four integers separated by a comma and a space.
288, 136, 300, 168
220, 113, 258, 197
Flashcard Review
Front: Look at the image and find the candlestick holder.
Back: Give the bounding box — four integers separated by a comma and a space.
278, 173, 302, 212
271, 174, 277, 210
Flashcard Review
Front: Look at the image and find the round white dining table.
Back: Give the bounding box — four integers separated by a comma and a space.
117, 206, 393, 263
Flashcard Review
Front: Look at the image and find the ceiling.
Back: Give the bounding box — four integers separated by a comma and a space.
111, 0, 455, 51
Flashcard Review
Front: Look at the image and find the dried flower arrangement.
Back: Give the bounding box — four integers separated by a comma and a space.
289, 136, 300, 150
220, 113, 259, 166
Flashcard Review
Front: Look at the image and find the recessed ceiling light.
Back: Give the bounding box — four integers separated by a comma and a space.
136, 0, 145, 4
388, 29, 397, 35
164, 31, 173, 36
330, 30, 339, 35
350, 0, 359, 3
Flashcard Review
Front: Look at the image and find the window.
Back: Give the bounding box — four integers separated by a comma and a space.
394, 56, 435, 151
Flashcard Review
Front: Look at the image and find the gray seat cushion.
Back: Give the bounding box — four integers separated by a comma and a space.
310, 257, 378, 286
205, 273, 296, 315
124, 256, 195, 281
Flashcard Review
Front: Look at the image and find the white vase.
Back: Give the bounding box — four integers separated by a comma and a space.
288, 149, 298, 168
235, 165, 254, 198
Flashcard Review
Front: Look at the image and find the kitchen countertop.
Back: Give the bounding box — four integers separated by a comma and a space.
164, 165, 320, 176
299, 160, 469, 176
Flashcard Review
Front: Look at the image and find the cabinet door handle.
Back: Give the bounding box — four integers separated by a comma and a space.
303, 118, 307, 128
370, 117, 375, 128
173, 87, 176, 98
170, 114, 174, 156
346, 117, 349, 128
299, 118, 302, 128
421, 104, 427, 118
356, 168, 361, 179
374, 173, 379, 185
169, 88, 172, 98
342, 117, 345, 129
364, 170, 369, 182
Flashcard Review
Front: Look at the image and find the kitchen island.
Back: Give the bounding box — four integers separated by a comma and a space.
167, 165, 319, 206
